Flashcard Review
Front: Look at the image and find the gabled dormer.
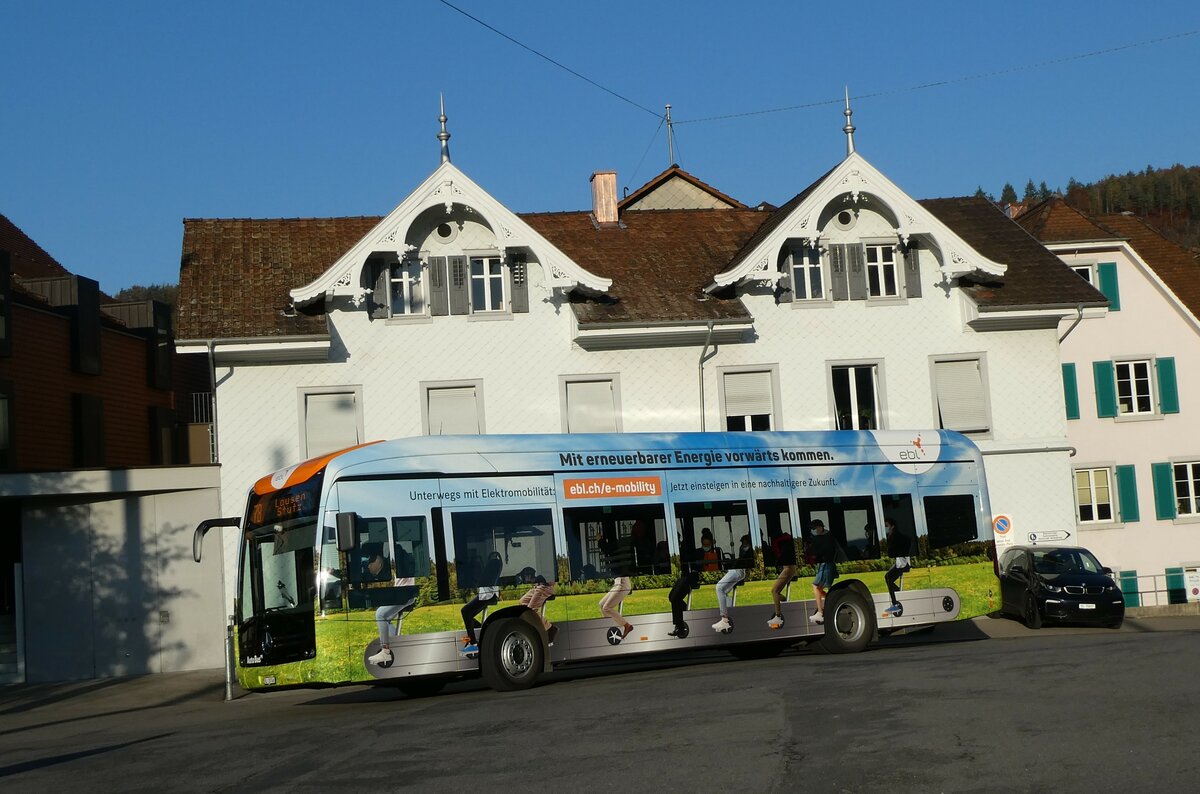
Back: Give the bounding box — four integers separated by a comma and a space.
290, 106, 610, 321
709, 150, 1008, 306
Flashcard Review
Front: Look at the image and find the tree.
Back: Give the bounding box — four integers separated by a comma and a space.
114, 282, 178, 306
1023, 179, 1037, 201
1000, 183, 1018, 204
1038, 181, 1053, 201
974, 186, 995, 202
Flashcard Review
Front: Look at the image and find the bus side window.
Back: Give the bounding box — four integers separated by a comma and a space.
795, 495, 877, 560
562, 504, 668, 582
451, 507, 557, 593
923, 494, 980, 549
756, 499, 794, 567
880, 494, 919, 558
673, 500, 755, 569
391, 516, 431, 579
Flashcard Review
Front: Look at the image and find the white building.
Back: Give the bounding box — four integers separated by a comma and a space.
177, 107, 1106, 607
1018, 199, 1200, 602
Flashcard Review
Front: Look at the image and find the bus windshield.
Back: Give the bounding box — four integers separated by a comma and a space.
237, 472, 322, 666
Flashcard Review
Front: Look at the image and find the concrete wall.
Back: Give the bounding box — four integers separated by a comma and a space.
18, 469, 223, 682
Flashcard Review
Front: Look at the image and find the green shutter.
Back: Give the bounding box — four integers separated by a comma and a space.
1166, 567, 1187, 605
1093, 360, 1118, 418
1152, 462, 1177, 520
1156, 357, 1179, 414
1115, 465, 1139, 523
1118, 570, 1140, 608
1062, 363, 1080, 420
1097, 262, 1120, 311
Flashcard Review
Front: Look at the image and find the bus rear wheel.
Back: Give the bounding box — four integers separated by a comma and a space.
818, 588, 875, 654
481, 618, 543, 692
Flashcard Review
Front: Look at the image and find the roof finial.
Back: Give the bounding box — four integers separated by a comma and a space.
843, 87, 856, 156
438, 93, 452, 164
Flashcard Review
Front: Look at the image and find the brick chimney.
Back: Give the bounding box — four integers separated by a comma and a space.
590, 171, 618, 227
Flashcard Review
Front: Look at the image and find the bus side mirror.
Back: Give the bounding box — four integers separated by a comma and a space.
336, 512, 358, 552
193, 517, 242, 563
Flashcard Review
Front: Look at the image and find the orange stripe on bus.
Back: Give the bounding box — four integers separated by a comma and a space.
252, 441, 383, 495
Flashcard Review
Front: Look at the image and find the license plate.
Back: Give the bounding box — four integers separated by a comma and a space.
1078, 603, 1096, 610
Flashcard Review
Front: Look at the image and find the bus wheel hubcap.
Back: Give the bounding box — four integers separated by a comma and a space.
501, 632, 534, 678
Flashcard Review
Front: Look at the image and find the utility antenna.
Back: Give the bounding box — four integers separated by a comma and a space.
665, 104, 675, 165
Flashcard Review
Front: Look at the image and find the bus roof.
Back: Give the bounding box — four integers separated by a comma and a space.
256, 430, 982, 494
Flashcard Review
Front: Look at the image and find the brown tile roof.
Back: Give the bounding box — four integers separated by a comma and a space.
618, 165, 748, 211
178, 216, 382, 339
1015, 197, 1123, 244
1, 212, 72, 279
524, 208, 769, 325
920, 196, 1108, 310
1097, 213, 1200, 320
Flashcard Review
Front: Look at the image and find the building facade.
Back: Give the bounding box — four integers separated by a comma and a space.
1019, 199, 1200, 601
177, 112, 1106, 609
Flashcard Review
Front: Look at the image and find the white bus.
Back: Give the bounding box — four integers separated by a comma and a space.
195, 430, 995, 695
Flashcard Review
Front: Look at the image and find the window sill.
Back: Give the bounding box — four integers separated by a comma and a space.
865, 296, 908, 307
467, 311, 514, 322
1171, 514, 1200, 526
385, 314, 434, 326
1077, 520, 1126, 531
787, 298, 834, 310
1113, 412, 1164, 424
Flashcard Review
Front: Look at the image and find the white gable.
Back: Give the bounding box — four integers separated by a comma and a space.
290, 161, 611, 306
709, 152, 1007, 290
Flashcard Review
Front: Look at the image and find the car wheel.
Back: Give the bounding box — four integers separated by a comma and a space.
1022, 592, 1043, 629
481, 617, 543, 692
818, 588, 876, 654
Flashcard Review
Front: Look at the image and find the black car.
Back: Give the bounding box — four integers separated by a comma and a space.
997, 545, 1125, 629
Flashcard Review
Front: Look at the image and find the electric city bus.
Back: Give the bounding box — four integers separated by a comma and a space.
194, 430, 995, 695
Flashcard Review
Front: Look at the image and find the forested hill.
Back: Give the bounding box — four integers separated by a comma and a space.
1063, 164, 1200, 251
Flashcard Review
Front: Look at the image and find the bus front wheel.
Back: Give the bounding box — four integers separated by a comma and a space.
481, 618, 543, 692
817, 588, 875, 654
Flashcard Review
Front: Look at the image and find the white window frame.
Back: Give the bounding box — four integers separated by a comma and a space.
297, 385, 364, 459
718, 365, 781, 432
559, 374, 623, 433
864, 242, 900, 299
1115, 358, 1155, 417
930, 355, 992, 436
828, 361, 885, 430
388, 258, 426, 317
789, 243, 826, 302
468, 254, 507, 314
421, 379, 485, 436
1071, 263, 1095, 286
1175, 460, 1200, 517
1075, 466, 1115, 524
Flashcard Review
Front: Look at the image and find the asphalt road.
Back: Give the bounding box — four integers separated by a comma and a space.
2, 615, 1198, 793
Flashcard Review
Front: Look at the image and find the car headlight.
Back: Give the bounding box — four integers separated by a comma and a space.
1040, 582, 1062, 593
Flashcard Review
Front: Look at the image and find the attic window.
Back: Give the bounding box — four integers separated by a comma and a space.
435, 222, 458, 244
834, 210, 857, 231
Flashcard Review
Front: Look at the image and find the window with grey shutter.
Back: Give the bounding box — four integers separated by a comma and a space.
429, 256, 449, 316
829, 244, 849, 301
448, 256, 469, 315
723, 371, 774, 431
934, 359, 990, 433
903, 241, 922, 298
509, 252, 529, 313
565, 380, 618, 433
303, 391, 361, 458
368, 258, 389, 319
426, 386, 480, 435
847, 243, 868, 300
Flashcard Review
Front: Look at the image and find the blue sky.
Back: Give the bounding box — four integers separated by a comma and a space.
2, 1, 1198, 293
